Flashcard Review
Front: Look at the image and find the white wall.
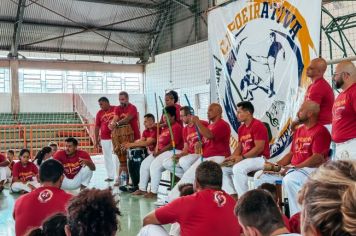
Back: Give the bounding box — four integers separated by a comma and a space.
145, 41, 210, 119
0, 93, 11, 112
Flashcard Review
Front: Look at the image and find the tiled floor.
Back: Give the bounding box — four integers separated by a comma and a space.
0, 155, 157, 236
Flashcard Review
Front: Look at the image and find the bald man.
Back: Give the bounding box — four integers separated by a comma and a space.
254, 101, 331, 215
332, 60, 356, 160
292, 58, 334, 130
168, 103, 231, 202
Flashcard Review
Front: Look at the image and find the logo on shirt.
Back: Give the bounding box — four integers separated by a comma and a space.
38, 189, 54, 203
214, 191, 227, 207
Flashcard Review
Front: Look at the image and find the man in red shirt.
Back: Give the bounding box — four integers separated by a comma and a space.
132, 106, 183, 198
109, 91, 140, 140
168, 103, 231, 202
292, 58, 334, 131
163, 106, 209, 178
138, 161, 241, 236
11, 149, 40, 193
53, 137, 95, 190
236, 190, 296, 236
95, 97, 116, 182
255, 101, 331, 216
221, 101, 269, 198
0, 153, 11, 193
332, 60, 356, 160
13, 159, 72, 236
121, 113, 157, 192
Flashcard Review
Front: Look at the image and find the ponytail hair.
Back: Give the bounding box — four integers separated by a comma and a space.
34, 146, 53, 166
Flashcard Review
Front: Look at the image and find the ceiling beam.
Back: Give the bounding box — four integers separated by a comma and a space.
9, 0, 26, 58
75, 0, 159, 9
0, 17, 154, 34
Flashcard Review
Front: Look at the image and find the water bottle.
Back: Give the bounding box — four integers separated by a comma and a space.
120, 171, 127, 186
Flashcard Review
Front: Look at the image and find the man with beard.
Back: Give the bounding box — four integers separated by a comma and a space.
332, 60, 356, 160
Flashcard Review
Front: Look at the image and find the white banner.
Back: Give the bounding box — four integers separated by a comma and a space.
209, 0, 321, 158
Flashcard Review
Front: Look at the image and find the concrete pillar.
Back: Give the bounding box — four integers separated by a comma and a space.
10, 59, 20, 114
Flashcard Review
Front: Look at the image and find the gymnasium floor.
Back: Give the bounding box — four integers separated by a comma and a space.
0, 155, 157, 236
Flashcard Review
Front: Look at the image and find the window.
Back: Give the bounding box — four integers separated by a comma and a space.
0, 68, 10, 93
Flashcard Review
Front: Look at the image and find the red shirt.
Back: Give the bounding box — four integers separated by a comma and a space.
12, 162, 38, 182
142, 128, 157, 152
158, 122, 183, 151
53, 150, 92, 179
9, 161, 15, 171
202, 119, 231, 157
289, 212, 301, 234
0, 153, 6, 163
332, 83, 356, 143
115, 103, 140, 140
291, 124, 331, 166
238, 118, 270, 158
95, 106, 116, 140
155, 189, 241, 236
305, 78, 334, 125
183, 120, 209, 154
13, 186, 72, 236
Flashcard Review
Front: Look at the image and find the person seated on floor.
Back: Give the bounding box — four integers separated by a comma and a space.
53, 137, 95, 190
258, 183, 290, 231
11, 149, 40, 193
163, 106, 209, 180
0, 152, 12, 193
132, 106, 183, 198
27, 213, 67, 236
120, 113, 157, 192
7, 149, 15, 170
299, 160, 356, 236
138, 161, 241, 236
13, 159, 72, 236
48, 142, 59, 154
235, 189, 300, 236
64, 188, 121, 236
34, 146, 54, 168
221, 101, 270, 199
254, 101, 331, 216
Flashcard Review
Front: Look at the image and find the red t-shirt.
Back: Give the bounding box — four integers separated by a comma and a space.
305, 78, 334, 125
0, 153, 6, 163
289, 212, 301, 234
95, 106, 116, 140
158, 122, 183, 151
12, 162, 38, 182
282, 214, 291, 231
142, 128, 157, 152
13, 186, 72, 236
155, 189, 241, 236
202, 119, 231, 157
53, 150, 92, 179
332, 83, 356, 143
291, 124, 331, 166
115, 103, 140, 140
183, 120, 209, 154
238, 118, 270, 158
9, 161, 15, 171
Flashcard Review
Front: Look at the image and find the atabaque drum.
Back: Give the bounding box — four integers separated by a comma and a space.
127, 147, 148, 187
111, 124, 134, 167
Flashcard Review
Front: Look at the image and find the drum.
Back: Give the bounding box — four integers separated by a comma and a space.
127, 147, 148, 187
111, 125, 134, 167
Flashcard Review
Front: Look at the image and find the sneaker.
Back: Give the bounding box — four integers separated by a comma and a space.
119, 185, 129, 192
104, 178, 114, 182
128, 186, 139, 193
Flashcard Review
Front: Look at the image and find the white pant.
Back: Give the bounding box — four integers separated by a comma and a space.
61, 166, 93, 190
168, 156, 225, 202
334, 138, 356, 161
254, 167, 316, 216
101, 139, 118, 179
0, 166, 11, 182
11, 180, 40, 193
222, 157, 265, 196
163, 154, 200, 178
150, 150, 181, 194
137, 225, 169, 236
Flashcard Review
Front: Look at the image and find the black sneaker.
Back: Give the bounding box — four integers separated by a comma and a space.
127, 186, 139, 193
119, 185, 129, 192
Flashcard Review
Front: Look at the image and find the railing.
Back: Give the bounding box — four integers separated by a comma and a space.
0, 123, 99, 157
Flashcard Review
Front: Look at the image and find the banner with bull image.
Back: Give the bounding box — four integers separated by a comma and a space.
209, 0, 321, 158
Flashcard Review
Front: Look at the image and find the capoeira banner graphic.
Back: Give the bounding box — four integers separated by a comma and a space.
209, 0, 321, 158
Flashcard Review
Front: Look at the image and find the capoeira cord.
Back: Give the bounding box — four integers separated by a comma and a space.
184, 94, 203, 162
158, 96, 177, 188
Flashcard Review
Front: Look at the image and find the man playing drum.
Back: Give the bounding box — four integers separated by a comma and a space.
121, 113, 157, 192
109, 91, 140, 183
